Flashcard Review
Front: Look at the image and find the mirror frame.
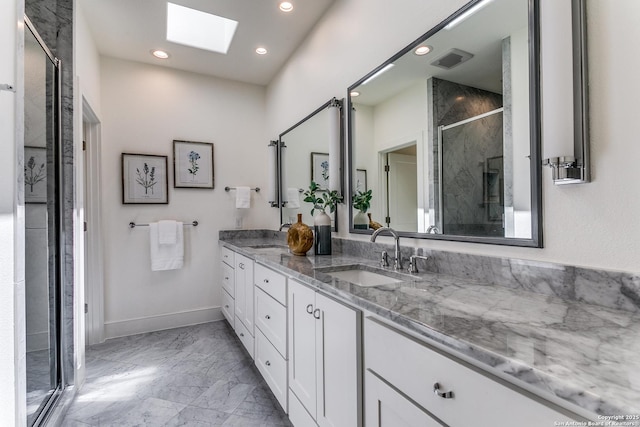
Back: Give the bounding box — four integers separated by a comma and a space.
347, 0, 543, 247
279, 97, 345, 231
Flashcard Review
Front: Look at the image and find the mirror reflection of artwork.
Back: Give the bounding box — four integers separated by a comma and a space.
355, 169, 367, 192
311, 152, 330, 190
24, 146, 47, 203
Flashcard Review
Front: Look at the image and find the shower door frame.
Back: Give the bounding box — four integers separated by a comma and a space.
24, 14, 66, 427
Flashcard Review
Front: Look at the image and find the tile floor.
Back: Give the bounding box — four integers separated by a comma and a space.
62, 321, 292, 426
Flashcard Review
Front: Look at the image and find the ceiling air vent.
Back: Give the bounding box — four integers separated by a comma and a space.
430, 48, 474, 70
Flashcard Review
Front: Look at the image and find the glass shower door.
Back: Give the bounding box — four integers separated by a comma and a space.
24, 17, 62, 427
438, 109, 505, 237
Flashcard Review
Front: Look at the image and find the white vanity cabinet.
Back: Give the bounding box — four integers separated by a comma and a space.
234, 253, 255, 358
364, 317, 577, 427
254, 263, 289, 412
220, 246, 235, 328
288, 279, 361, 427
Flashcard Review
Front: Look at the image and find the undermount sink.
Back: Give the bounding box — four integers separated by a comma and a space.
315, 265, 406, 287
247, 244, 289, 253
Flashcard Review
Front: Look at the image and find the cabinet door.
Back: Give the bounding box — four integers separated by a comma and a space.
365, 372, 443, 427
234, 254, 254, 334
288, 279, 318, 419
316, 292, 360, 427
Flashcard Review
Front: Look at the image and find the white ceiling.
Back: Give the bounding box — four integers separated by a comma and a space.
79, 0, 335, 86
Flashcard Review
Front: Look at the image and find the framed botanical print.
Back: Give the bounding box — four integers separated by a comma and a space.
173, 140, 214, 188
311, 152, 330, 190
122, 153, 168, 204
24, 146, 47, 203
355, 169, 367, 192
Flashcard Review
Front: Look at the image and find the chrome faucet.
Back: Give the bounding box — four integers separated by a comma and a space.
370, 227, 402, 270
426, 225, 440, 234
279, 223, 292, 231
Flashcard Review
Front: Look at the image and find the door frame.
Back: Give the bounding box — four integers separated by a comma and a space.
82, 97, 105, 345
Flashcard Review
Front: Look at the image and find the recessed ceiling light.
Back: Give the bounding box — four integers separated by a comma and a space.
256, 47, 268, 55
414, 45, 432, 56
350, 91, 360, 97
279, 1, 293, 12
166, 2, 238, 54
151, 49, 170, 59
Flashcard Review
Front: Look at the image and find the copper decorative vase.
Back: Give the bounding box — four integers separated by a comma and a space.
287, 213, 313, 256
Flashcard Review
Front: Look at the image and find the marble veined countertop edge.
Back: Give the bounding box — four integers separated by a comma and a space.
219, 238, 640, 419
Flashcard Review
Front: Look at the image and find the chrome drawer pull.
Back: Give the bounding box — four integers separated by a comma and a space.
224, 277, 229, 280
265, 360, 271, 366
265, 315, 271, 320
313, 308, 321, 319
306, 304, 314, 314
433, 383, 454, 399
264, 279, 269, 283
225, 305, 229, 308
239, 332, 244, 337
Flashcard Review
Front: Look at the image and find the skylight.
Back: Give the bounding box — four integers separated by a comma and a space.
166, 3, 238, 54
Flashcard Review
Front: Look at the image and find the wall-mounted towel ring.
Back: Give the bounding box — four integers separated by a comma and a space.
225, 186, 260, 192
129, 221, 199, 228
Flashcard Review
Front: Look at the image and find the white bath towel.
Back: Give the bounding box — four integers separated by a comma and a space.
158, 220, 178, 245
150, 222, 184, 271
236, 186, 251, 208
287, 188, 301, 208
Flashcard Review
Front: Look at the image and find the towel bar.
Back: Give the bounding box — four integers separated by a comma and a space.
225, 186, 260, 192
129, 221, 198, 228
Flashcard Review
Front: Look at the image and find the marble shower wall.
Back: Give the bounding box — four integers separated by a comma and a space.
25, 0, 75, 383
427, 77, 504, 236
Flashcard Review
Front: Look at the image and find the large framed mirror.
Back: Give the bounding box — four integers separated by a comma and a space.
348, 0, 542, 247
279, 98, 344, 230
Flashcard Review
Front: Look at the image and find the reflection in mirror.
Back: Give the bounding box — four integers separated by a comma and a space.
279, 99, 344, 231
348, 0, 540, 246
24, 18, 61, 426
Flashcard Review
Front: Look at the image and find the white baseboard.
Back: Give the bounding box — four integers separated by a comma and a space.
27, 331, 49, 352
104, 307, 224, 339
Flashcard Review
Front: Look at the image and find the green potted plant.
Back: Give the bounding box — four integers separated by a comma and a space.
303, 181, 342, 255
352, 189, 372, 230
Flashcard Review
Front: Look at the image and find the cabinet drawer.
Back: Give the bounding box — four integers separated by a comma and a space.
255, 287, 287, 358
255, 263, 287, 305
365, 318, 574, 427
220, 246, 235, 266
235, 315, 254, 359
255, 329, 288, 412
221, 289, 234, 329
221, 262, 235, 297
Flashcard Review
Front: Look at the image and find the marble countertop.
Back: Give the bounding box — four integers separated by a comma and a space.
220, 237, 640, 420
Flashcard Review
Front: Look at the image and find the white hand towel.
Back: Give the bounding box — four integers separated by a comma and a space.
287, 188, 301, 208
236, 186, 251, 208
158, 220, 178, 245
150, 222, 184, 271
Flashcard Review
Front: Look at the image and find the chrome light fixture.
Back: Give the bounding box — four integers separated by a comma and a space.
542, 0, 589, 184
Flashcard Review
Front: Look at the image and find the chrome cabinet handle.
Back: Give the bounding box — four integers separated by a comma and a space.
433, 382, 453, 399
264, 278, 269, 283
225, 305, 229, 308
265, 314, 271, 320
306, 304, 314, 314
265, 360, 271, 366
313, 308, 320, 319
239, 263, 245, 270
224, 276, 229, 280
239, 332, 244, 337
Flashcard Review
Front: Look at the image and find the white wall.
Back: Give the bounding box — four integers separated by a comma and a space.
0, 0, 26, 423
75, 1, 101, 117
100, 57, 271, 337
267, 0, 640, 273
